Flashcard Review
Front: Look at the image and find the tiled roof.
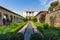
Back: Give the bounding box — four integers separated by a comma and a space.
0, 6, 24, 18
36, 11, 48, 16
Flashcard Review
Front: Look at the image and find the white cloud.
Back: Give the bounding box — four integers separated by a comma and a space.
53, 0, 57, 1
45, 0, 58, 8
39, 0, 58, 6
45, 1, 53, 7
39, 0, 47, 5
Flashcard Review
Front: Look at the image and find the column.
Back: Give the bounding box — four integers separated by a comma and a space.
18, 17, 19, 22
32, 12, 34, 16
12, 16, 14, 22
2, 13, 4, 25
8, 15, 11, 21
26, 11, 28, 17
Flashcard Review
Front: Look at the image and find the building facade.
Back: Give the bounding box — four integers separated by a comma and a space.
0, 6, 23, 25
25, 11, 35, 21
36, 11, 48, 23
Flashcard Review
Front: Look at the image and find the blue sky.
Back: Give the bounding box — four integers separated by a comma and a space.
0, 0, 57, 16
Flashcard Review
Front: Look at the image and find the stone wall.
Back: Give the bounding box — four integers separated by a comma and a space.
45, 10, 60, 27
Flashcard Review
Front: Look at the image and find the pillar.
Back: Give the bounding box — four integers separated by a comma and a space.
16, 17, 18, 22
10, 15, 14, 22
17, 17, 19, 22
2, 13, 4, 25
8, 15, 11, 21
32, 12, 34, 16
0, 12, 3, 25
26, 11, 28, 17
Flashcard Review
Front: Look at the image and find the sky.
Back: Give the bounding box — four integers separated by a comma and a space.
0, 0, 57, 16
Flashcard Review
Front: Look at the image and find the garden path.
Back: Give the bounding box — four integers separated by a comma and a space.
18, 21, 43, 40
24, 22, 34, 40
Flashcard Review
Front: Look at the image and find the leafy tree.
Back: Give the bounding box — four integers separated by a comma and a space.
48, 6, 53, 12
23, 18, 28, 22
48, 1, 59, 12
32, 17, 37, 22
50, 1, 59, 8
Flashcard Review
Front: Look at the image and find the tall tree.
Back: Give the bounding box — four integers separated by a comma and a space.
48, 6, 53, 12
50, 1, 59, 8
48, 1, 59, 12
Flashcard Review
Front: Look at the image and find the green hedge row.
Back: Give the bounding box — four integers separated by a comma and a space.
33, 22, 60, 40
0, 22, 27, 40
6, 22, 26, 34
0, 33, 24, 40
30, 33, 43, 40
0, 22, 27, 34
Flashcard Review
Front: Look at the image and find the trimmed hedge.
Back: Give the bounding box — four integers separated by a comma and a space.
0, 34, 9, 40
33, 22, 60, 40
0, 22, 26, 40
9, 33, 24, 40
0, 33, 24, 40
44, 30, 59, 40
0, 22, 27, 34
30, 33, 43, 40
6, 22, 27, 34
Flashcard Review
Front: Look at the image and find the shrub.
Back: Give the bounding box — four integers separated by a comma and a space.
30, 33, 43, 40
0, 34, 9, 40
33, 22, 60, 40
37, 25, 44, 33
23, 18, 28, 22
9, 33, 24, 40
58, 29, 60, 37
44, 30, 59, 40
6, 22, 26, 34
43, 23, 50, 29
32, 17, 37, 22
10, 22, 19, 27
0, 26, 6, 34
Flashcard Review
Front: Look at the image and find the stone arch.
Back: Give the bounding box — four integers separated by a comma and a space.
3, 14, 9, 25
4, 14, 8, 19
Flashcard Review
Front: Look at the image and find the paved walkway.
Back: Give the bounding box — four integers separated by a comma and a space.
24, 22, 34, 40
18, 22, 29, 34
18, 21, 43, 40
